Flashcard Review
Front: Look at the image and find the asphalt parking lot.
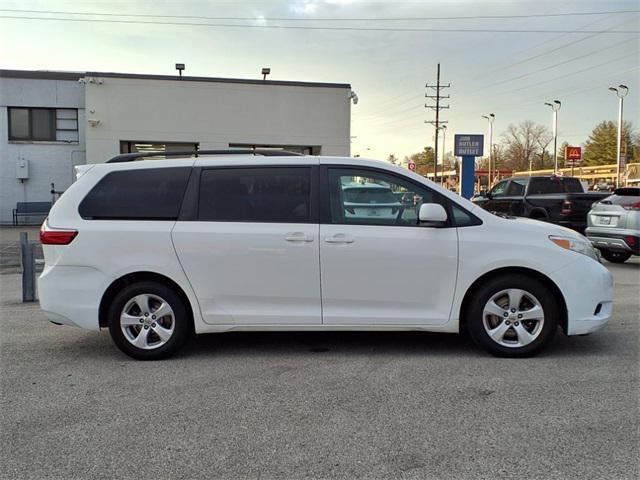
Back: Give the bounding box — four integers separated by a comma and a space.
1, 259, 638, 480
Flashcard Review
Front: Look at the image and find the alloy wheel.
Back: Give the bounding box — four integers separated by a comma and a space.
120, 293, 175, 350
482, 288, 545, 348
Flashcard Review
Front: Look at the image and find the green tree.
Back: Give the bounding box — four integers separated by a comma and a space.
583, 120, 636, 166
387, 154, 398, 165
410, 147, 435, 176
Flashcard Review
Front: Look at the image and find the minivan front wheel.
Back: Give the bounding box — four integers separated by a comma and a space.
466, 275, 559, 357
108, 282, 190, 360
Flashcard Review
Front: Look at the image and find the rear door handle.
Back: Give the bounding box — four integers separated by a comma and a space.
285, 232, 314, 243
324, 234, 354, 244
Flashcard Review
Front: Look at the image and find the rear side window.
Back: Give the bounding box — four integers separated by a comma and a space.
198, 167, 311, 223
79, 167, 191, 220
506, 179, 528, 196
529, 177, 582, 194
601, 189, 640, 207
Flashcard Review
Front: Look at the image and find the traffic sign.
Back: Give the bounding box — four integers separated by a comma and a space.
408, 161, 416, 172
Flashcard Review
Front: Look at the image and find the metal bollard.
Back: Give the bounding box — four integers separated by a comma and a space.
20, 232, 36, 302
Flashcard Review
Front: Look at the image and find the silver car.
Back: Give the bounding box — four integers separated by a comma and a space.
586, 187, 640, 263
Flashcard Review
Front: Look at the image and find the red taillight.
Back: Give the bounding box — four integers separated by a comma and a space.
626, 236, 637, 247
623, 201, 640, 211
561, 200, 572, 215
40, 225, 78, 245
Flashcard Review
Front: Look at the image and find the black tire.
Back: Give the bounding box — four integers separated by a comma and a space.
466, 274, 559, 357
108, 281, 191, 360
600, 250, 631, 264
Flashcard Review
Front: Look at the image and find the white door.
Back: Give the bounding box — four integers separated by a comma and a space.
320, 167, 458, 325
172, 166, 321, 325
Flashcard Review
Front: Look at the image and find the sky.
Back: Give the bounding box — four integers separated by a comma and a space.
0, 0, 638, 161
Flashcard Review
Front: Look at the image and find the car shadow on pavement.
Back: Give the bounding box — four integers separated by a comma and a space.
45, 326, 617, 362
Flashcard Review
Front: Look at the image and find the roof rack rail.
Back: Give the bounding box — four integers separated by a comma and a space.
106, 149, 303, 163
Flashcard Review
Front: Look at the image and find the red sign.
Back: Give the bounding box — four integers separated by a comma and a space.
565, 146, 582, 161
408, 162, 416, 172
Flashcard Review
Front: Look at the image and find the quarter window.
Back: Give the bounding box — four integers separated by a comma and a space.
327, 168, 445, 226
198, 168, 311, 223
79, 168, 191, 220
8, 107, 79, 142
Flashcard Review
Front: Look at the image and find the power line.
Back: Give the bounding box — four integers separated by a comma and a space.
0, 15, 637, 33
1, 8, 637, 21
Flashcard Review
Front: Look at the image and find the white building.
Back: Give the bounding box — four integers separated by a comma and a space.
0, 69, 352, 225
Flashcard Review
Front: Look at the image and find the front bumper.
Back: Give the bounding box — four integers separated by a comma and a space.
38, 265, 109, 330
548, 257, 614, 335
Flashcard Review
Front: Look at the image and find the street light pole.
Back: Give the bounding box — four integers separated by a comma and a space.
482, 113, 495, 186
609, 85, 629, 187
545, 100, 561, 174
441, 125, 447, 186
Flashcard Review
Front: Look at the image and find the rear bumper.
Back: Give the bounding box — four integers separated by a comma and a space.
548, 257, 614, 335
586, 229, 639, 255
38, 265, 109, 330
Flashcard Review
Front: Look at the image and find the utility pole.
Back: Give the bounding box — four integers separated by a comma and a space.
425, 63, 450, 184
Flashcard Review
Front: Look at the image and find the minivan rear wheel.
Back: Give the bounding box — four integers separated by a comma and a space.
108, 281, 190, 360
466, 275, 559, 357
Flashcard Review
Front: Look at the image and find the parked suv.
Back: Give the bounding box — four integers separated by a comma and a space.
586, 187, 640, 263
39, 152, 613, 360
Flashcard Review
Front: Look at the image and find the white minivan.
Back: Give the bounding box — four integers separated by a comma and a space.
38, 151, 614, 360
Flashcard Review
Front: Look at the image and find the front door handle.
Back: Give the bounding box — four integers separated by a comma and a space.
324, 234, 354, 244
285, 232, 314, 243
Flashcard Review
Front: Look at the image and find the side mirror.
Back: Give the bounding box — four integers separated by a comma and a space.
481, 189, 490, 198
418, 203, 448, 225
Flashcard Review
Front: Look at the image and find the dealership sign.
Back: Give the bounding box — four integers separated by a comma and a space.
454, 135, 484, 157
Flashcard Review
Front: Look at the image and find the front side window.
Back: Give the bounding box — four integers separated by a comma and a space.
79, 168, 191, 220
198, 167, 311, 223
8, 107, 78, 142
490, 180, 509, 198
327, 168, 445, 226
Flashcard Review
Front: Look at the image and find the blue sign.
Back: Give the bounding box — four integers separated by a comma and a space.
454, 134, 484, 157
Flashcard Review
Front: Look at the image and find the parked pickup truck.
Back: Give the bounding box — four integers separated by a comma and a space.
471, 175, 609, 232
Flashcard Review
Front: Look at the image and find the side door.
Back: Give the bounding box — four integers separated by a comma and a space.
172, 165, 321, 325
319, 166, 458, 326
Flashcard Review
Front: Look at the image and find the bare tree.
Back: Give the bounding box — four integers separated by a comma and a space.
501, 121, 552, 171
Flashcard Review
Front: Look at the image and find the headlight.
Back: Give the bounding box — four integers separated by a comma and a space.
549, 235, 600, 262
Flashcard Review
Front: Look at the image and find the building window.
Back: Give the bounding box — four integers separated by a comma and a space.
8, 107, 79, 142
120, 141, 199, 154
229, 143, 321, 155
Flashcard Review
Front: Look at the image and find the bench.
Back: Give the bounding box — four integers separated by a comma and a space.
12, 202, 52, 226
